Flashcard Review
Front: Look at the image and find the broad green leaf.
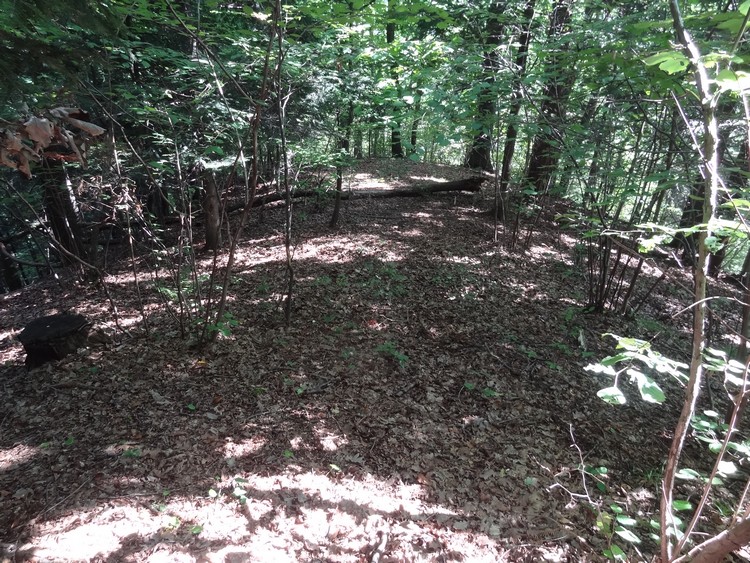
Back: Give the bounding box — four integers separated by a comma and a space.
596, 512, 613, 533
204, 146, 225, 156
716, 69, 740, 92
605, 544, 627, 560
601, 353, 630, 366
615, 527, 641, 543
614, 337, 649, 352
672, 500, 692, 511
718, 15, 746, 33
660, 58, 689, 74
643, 51, 689, 74
676, 468, 701, 480
718, 460, 738, 475
616, 515, 638, 526
627, 369, 665, 404
597, 386, 626, 405
585, 362, 616, 376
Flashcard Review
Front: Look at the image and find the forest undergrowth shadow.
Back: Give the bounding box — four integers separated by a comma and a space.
0, 192, 732, 561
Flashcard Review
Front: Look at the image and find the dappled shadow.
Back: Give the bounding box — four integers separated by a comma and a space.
0, 178, 731, 561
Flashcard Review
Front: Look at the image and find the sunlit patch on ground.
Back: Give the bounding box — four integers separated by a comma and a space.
351, 173, 391, 190
0, 161, 721, 561
0, 444, 38, 471
223, 436, 268, 458
10, 469, 507, 562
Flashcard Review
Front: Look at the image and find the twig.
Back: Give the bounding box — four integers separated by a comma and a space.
370, 530, 388, 563
39, 479, 90, 517
569, 425, 592, 502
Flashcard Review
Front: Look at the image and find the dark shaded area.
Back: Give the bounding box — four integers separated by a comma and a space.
18, 313, 90, 368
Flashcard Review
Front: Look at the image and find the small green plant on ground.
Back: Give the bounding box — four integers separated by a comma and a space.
154, 270, 209, 311
430, 263, 471, 287
164, 515, 181, 531
462, 382, 499, 398
313, 274, 332, 286
362, 261, 408, 299
341, 348, 354, 359
376, 341, 409, 367
205, 311, 238, 337
635, 315, 668, 335
552, 341, 574, 356
595, 503, 643, 561
518, 344, 539, 360
256, 278, 271, 295
210, 477, 250, 505
587, 336, 750, 559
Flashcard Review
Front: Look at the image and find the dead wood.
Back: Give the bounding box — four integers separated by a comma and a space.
227, 177, 485, 214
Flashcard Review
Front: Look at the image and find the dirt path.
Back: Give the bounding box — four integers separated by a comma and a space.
0, 161, 723, 561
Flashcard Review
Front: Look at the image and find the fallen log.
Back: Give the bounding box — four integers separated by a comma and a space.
227, 177, 485, 213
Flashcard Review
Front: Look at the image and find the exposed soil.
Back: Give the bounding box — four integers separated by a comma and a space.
0, 160, 745, 562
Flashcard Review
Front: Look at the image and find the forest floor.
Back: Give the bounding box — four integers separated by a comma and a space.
0, 159, 746, 562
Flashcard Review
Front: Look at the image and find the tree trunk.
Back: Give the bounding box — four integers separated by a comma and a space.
642, 106, 679, 223
387, 0, 403, 158
661, 2, 720, 558
670, 176, 702, 265
353, 128, 363, 159
41, 162, 87, 265
523, 0, 575, 195
683, 517, 750, 563
496, 0, 536, 215
330, 98, 354, 229
409, 89, 423, 155
203, 170, 222, 251
708, 141, 747, 277
465, 1, 505, 172
0, 243, 24, 291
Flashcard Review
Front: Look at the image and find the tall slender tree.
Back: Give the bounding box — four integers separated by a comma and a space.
464, 0, 506, 172
387, 0, 404, 158
524, 0, 575, 195
496, 0, 536, 211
